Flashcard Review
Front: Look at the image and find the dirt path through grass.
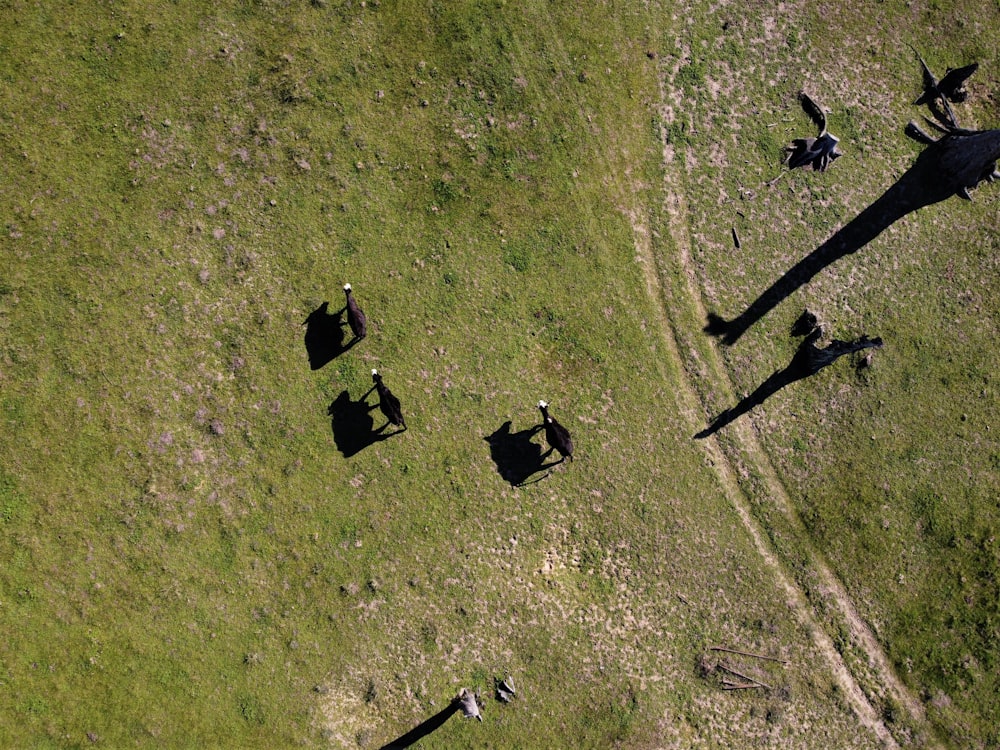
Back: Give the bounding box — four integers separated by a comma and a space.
629, 66, 945, 750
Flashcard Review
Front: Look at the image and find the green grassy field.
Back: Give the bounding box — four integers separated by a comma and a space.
1, 1, 998, 747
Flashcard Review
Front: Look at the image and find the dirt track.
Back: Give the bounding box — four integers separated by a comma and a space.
629, 66, 944, 750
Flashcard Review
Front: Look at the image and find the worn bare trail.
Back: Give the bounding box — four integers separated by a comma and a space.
631, 69, 942, 749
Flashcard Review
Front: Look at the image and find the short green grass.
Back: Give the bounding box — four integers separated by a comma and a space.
1, 0, 998, 748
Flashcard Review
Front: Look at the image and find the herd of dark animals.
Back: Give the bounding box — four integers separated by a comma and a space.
306, 52, 995, 739
700, 52, 1000, 435
312, 54, 997, 456
306, 283, 573, 471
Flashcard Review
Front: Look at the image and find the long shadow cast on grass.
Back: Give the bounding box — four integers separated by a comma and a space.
304, 301, 357, 370
378, 700, 462, 749
705, 128, 1000, 345
695, 327, 882, 438
484, 420, 562, 486
328, 390, 403, 457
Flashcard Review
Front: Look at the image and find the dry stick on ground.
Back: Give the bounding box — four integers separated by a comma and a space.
722, 683, 767, 691
711, 646, 789, 664
718, 663, 772, 690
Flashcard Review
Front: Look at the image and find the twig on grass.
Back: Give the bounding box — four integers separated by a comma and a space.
718, 663, 772, 690
710, 646, 788, 664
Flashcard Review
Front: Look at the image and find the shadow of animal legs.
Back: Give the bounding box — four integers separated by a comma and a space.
328, 391, 390, 457
483, 421, 550, 486
538, 446, 567, 470
304, 302, 349, 370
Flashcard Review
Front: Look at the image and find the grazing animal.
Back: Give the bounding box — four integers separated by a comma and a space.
904, 117, 1000, 194
708, 72, 1000, 346
371, 369, 406, 430
785, 92, 842, 172
343, 283, 367, 340
496, 675, 516, 704
537, 400, 573, 462
904, 66, 999, 199
455, 688, 482, 721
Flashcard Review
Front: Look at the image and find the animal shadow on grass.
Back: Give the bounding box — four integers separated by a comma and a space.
706, 123, 1000, 345
328, 390, 403, 458
484, 420, 562, 486
695, 322, 882, 439
303, 302, 357, 370
379, 700, 462, 749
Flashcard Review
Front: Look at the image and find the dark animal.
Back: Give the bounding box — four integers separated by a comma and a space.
343, 283, 367, 340
785, 92, 842, 172
904, 75, 999, 198
538, 400, 573, 462
911, 49, 979, 145
371, 369, 406, 431
456, 688, 482, 721
903, 116, 1000, 197
791, 327, 883, 376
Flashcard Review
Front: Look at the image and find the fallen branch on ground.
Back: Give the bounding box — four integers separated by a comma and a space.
710, 646, 788, 664
718, 663, 772, 690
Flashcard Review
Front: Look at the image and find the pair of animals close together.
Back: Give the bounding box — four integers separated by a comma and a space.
785, 52, 981, 175
341, 283, 574, 462
341, 282, 407, 433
